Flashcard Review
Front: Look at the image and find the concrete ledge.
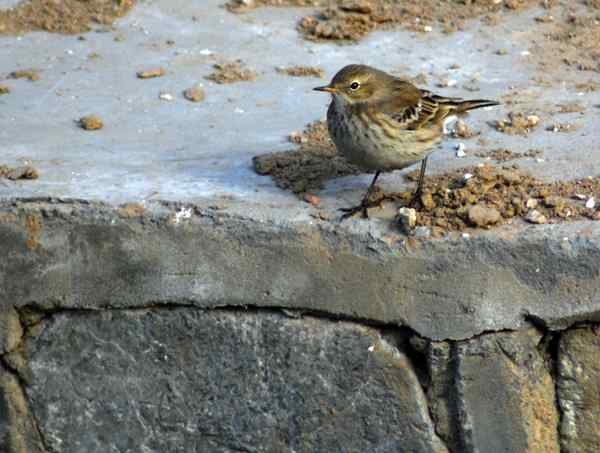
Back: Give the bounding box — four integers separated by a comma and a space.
1, 199, 600, 341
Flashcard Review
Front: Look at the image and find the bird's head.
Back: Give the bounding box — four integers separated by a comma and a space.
314, 64, 394, 104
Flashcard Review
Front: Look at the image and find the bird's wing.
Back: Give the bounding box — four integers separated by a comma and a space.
372, 82, 452, 131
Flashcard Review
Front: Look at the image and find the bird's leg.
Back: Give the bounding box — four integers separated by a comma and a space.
340, 171, 381, 219
408, 157, 428, 208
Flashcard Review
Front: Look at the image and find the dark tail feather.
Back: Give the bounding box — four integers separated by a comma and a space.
453, 99, 500, 113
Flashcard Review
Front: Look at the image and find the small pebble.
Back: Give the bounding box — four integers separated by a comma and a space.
137, 67, 166, 79
525, 210, 547, 224
78, 115, 103, 130
455, 143, 466, 158
526, 198, 538, 209
468, 205, 501, 227
183, 85, 205, 102
303, 193, 321, 206
6, 166, 39, 180
398, 207, 417, 230
159, 92, 174, 101
586, 197, 596, 209
526, 115, 540, 127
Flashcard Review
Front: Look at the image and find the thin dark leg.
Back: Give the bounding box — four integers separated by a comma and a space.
409, 157, 428, 208
340, 171, 382, 219
365, 171, 381, 199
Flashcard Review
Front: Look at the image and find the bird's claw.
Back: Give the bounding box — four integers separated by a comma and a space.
339, 204, 369, 220
407, 191, 422, 209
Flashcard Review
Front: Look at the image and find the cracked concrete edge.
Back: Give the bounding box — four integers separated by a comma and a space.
1, 198, 600, 341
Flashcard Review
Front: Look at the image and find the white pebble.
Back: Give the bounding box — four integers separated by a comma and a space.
159, 92, 174, 101
525, 209, 547, 224
398, 207, 417, 229
586, 197, 596, 209
463, 173, 473, 180
423, 25, 433, 32
200, 49, 213, 55
455, 143, 466, 158
526, 198, 538, 209
462, 233, 470, 239
526, 115, 540, 126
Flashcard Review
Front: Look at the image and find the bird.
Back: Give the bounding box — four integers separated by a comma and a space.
314, 64, 499, 218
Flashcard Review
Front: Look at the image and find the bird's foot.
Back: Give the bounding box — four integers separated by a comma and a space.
407, 191, 422, 209
339, 203, 369, 220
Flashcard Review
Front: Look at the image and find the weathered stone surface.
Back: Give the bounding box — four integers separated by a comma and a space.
558, 326, 600, 453
455, 329, 559, 453
0, 362, 45, 453
427, 341, 461, 453
24, 309, 448, 453
2, 201, 600, 342
0, 307, 22, 355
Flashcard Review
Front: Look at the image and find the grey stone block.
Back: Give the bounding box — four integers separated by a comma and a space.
454, 329, 559, 453
558, 326, 600, 453
426, 341, 460, 453
24, 309, 448, 453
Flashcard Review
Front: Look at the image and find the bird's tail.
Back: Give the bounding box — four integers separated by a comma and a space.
431, 95, 500, 114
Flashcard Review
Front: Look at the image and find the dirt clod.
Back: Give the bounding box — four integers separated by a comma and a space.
183, 86, 205, 102
137, 68, 166, 79
0, 0, 136, 35
525, 209, 547, 224
452, 119, 477, 139
276, 66, 325, 78
8, 69, 39, 81
476, 148, 542, 163
491, 112, 540, 135
253, 120, 360, 193
205, 61, 257, 84
78, 115, 103, 131
0, 165, 39, 180
117, 203, 146, 218
546, 122, 579, 133
229, 0, 538, 42
0, 85, 9, 95
468, 204, 501, 227
303, 193, 321, 206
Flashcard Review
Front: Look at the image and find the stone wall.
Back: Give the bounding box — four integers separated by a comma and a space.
1, 200, 600, 452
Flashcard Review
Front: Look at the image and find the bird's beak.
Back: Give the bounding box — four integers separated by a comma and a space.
313, 85, 336, 93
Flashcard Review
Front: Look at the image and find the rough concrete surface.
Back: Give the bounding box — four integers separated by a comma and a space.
1, 0, 600, 452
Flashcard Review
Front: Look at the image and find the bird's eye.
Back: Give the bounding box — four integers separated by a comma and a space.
349, 81, 360, 91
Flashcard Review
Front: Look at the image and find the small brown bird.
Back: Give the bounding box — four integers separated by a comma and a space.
314, 64, 499, 218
